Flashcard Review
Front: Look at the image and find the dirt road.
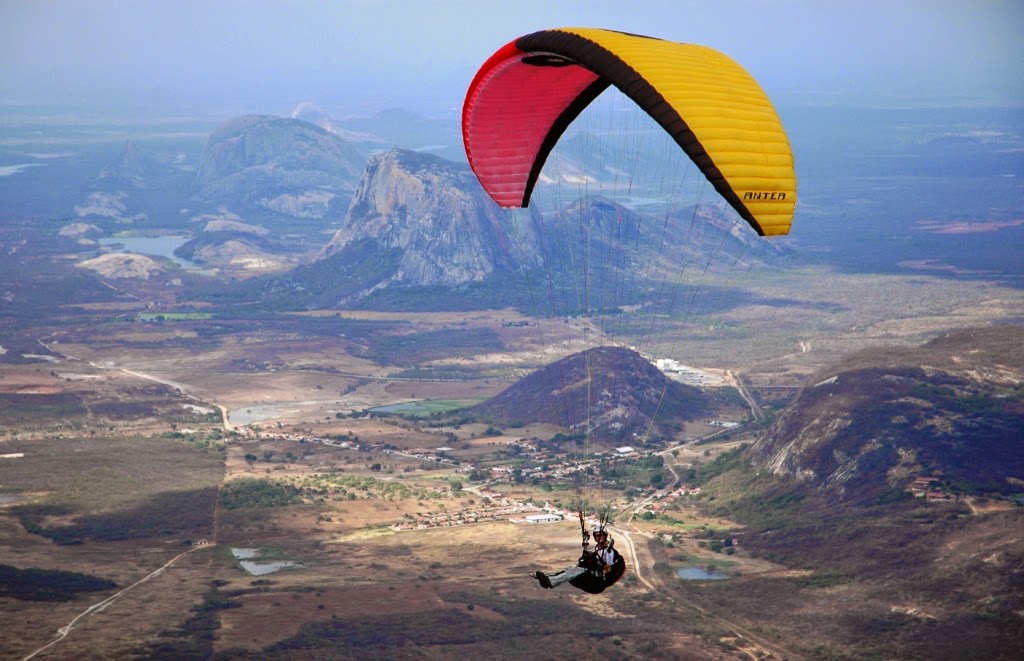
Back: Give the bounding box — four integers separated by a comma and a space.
22, 545, 211, 661
36, 338, 235, 432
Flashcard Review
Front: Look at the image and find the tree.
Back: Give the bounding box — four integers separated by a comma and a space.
450, 481, 463, 494
244, 453, 258, 470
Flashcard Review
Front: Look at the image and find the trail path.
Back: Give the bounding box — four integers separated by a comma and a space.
36, 338, 234, 432
22, 545, 210, 661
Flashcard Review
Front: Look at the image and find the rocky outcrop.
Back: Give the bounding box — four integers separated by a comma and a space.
190, 239, 288, 273
174, 209, 286, 274
319, 148, 543, 287
76, 253, 164, 279
192, 115, 365, 219
100, 140, 157, 188
279, 148, 790, 308
73, 191, 147, 224
59, 223, 101, 238
198, 218, 269, 237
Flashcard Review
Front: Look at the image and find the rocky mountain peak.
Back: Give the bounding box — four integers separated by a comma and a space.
99, 140, 159, 188
318, 148, 542, 287
191, 115, 365, 219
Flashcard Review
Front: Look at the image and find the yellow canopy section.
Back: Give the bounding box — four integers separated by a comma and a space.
517, 28, 797, 236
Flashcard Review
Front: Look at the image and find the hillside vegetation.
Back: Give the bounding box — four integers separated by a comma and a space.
684, 326, 1024, 659
472, 345, 712, 444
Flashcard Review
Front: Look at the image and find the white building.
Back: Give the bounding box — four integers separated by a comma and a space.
652, 358, 728, 387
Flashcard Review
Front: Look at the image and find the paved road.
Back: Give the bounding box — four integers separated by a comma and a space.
727, 369, 765, 422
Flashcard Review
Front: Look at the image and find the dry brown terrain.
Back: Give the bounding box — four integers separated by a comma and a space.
3, 267, 1024, 658
0, 346, 780, 659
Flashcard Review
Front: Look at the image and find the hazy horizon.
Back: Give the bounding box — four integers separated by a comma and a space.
2, 0, 1022, 121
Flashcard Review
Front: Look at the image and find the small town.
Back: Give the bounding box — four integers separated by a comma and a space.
235, 421, 717, 534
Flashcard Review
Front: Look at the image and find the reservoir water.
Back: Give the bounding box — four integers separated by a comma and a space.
99, 235, 197, 269
239, 560, 301, 576
231, 547, 302, 575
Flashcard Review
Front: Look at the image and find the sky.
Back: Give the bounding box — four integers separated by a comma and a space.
1, 0, 1022, 118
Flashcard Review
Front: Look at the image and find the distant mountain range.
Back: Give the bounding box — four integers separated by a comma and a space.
60, 103, 1024, 299
67, 114, 370, 274
63, 109, 799, 293
291, 103, 465, 163
258, 142, 789, 310
53, 103, 1022, 299
6, 103, 1017, 288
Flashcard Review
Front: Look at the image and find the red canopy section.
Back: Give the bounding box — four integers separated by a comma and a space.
462, 40, 607, 208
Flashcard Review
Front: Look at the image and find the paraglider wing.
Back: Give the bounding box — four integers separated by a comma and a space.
462, 27, 797, 236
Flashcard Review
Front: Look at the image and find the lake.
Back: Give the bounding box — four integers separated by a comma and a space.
99, 235, 197, 269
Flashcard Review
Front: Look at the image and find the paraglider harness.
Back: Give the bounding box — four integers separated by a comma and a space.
569, 511, 626, 594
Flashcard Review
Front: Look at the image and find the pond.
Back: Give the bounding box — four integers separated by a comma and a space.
231, 547, 302, 575
239, 560, 301, 576
676, 567, 729, 580
99, 235, 198, 269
